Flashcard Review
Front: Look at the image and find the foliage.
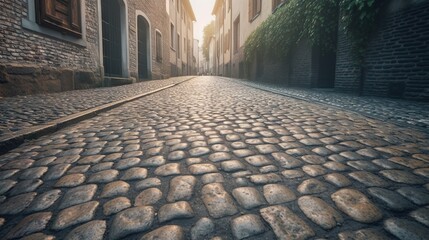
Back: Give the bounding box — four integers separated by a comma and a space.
202, 21, 215, 61
244, 0, 385, 64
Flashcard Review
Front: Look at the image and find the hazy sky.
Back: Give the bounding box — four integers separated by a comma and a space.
189, 0, 216, 46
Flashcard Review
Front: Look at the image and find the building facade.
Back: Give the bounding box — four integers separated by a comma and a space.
212, 0, 429, 101
0, 0, 195, 97
167, 0, 196, 77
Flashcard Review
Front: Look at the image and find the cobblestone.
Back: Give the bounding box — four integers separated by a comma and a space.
1, 76, 429, 239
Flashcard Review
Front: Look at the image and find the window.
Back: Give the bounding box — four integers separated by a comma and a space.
36, 0, 82, 37
177, 33, 180, 58
248, 0, 261, 22
272, 0, 285, 12
234, 16, 240, 53
156, 31, 162, 63
177, 0, 180, 12
170, 23, 175, 49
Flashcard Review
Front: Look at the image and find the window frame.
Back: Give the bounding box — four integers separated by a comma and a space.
248, 0, 261, 22
155, 29, 163, 63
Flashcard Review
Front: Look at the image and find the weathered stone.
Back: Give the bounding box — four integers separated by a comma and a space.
233, 149, 254, 158
191, 217, 215, 240
158, 201, 194, 223
189, 147, 210, 157
338, 228, 391, 240
244, 155, 272, 167
397, 187, 429, 205
5, 212, 52, 239
21, 233, 55, 240
44, 164, 71, 180
167, 175, 197, 202
188, 164, 218, 175
323, 173, 351, 187
121, 167, 148, 180
384, 218, 429, 240
26, 189, 61, 212
100, 181, 130, 198
231, 214, 266, 239
202, 183, 238, 218
232, 187, 266, 209
260, 205, 315, 240
0, 179, 16, 195
302, 165, 327, 177
410, 207, 429, 226
202, 173, 224, 184
68, 165, 90, 174
135, 188, 162, 206
110, 206, 155, 240
1, 159, 34, 170
220, 160, 246, 172
59, 184, 97, 209
249, 173, 282, 184
368, 187, 414, 211
55, 174, 85, 187
301, 155, 326, 164
0, 192, 36, 214
263, 184, 296, 204
64, 220, 106, 240
140, 156, 166, 167
103, 197, 131, 216
281, 170, 305, 179
87, 169, 119, 183
298, 196, 343, 229
114, 158, 141, 170
388, 157, 428, 169
255, 144, 279, 154
90, 162, 113, 172
141, 225, 184, 240
260, 165, 278, 173
168, 151, 186, 161
297, 178, 327, 194
208, 152, 231, 162
19, 167, 48, 180
331, 188, 382, 223
136, 178, 162, 190
52, 201, 99, 230
348, 171, 389, 187
380, 170, 425, 184
9, 179, 43, 195
154, 163, 181, 176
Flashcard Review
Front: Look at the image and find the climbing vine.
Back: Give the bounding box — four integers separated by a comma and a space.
244, 0, 385, 64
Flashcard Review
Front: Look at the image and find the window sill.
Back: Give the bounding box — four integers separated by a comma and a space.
272, 2, 286, 13
170, 46, 176, 51
249, 13, 260, 23
22, 18, 86, 47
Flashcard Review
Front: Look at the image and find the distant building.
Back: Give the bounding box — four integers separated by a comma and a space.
208, 36, 216, 75
193, 39, 199, 75
167, 0, 196, 77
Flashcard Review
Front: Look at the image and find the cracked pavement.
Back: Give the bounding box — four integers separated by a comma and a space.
0, 76, 429, 239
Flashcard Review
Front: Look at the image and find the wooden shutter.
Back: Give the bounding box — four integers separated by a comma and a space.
36, 0, 82, 37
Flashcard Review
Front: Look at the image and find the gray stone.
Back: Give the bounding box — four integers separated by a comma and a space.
368, 187, 414, 211
21, 233, 55, 240
323, 173, 351, 187
64, 220, 106, 240
244, 155, 272, 167
255, 144, 279, 154
220, 160, 246, 172
5, 212, 52, 239
348, 171, 389, 187
302, 165, 327, 177
140, 156, 166, 167
136, 178, 162, 190
189, 147, 210, 157
297, 178, 327, 194
188, 164, 218, 175
0, 192, 36, 214
52, 201, 99, 230
59, 184, 97, 209
121, 167, 148, 180
301, 155, 326, 164
281, 170, 305, 179
397, 187, 429, 205
55, 174, 85, 188
380, 170, 425, 184
191, 217, 215, 240
263, 184, 296, 204
202, 173, 224, 184
231, 214, 266, 239
88, 169, 119, 183
110, 206, 155, 240
114, 158, 141, 170
208, 152, 231, 162
154, 163, 181, 176
141, 225, 184, 240
202, 183, 238, 218
167, 175, 197, 202
100, 181, 130, 198
168, 151, 186, 161
232, 187, 266, 209
260, 205, 315, 240
158, 201, 194, 223
249, 173, 282, 184
0, 179, 16, 195
26, 189, 61, 212
1, 159, 34, 170
331, 188, 382, 223
384, 218, 429, 240
298, 196, 343, 229
19, 167, 48, 180
9, 179, 43, 195
44, 164, 71, 180
338, 228, 391, 240
410, 207, 429, 226
135, 188, 162, 206
103, 197, 131, 216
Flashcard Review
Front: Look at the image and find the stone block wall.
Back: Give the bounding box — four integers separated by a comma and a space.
0, 0, 102, 97
335, 0, 429, 101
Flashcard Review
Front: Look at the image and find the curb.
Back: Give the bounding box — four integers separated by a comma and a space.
0, 77, 196, 155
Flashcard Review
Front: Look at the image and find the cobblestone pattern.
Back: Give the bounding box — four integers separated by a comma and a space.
0, 77, 192, 135
234, 79, 429, 131
0, 76, 429, 239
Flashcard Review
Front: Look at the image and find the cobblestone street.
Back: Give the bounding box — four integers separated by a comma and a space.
1, 76, 429, 239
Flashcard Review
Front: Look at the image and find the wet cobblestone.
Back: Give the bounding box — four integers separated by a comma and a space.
0, 76, 429, 239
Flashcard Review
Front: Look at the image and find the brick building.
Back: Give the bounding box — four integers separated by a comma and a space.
212, 0, 429, 101
0, 0, 195, 97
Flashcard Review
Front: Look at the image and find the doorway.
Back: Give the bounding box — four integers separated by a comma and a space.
138, 15, 150, 79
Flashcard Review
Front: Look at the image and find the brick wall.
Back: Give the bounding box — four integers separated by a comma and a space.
335, 0, 429, 101
0, 0, 102, 96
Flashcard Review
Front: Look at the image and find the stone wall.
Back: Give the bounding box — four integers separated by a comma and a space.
335, 0, 429, 101
0, 0, 102, 97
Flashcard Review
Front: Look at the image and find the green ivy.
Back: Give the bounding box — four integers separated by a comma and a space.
244, 0, 385, 65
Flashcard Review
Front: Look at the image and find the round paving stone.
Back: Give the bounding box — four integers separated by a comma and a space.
191, 217, 215, 240
121, 167, 148, 180
109, 206, 155, 240
26, 189, 61, 212
154, 163, 181, 176
298, 196, 343, 230
64, 220, 106, 240
384, 218, 429, 240
52, 201, 99, 230
188, 164, 218, 175
0, 192, 37, 214
135, 188, 162, 206
100, 181, 130, 198
140, 156, 166, 167
59, 184, 97, 209
103, 197, 131, 216
158, 201, 194, 223
141, 225, 184, 240
55, 174, 85, 188
5, 212, 52, 239
263, 184, 296, 204
331, 188, 382, 223
87, 169, 119, 183
232, 187, 266, 209
297, 178, 328, 194
167, 175, 197, 202
231, 214, 266, 240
